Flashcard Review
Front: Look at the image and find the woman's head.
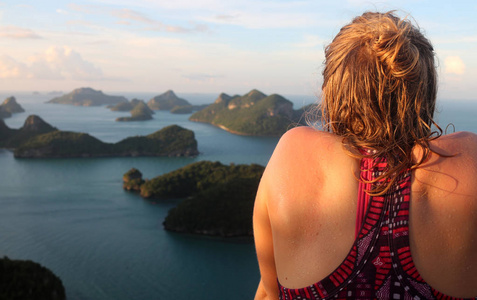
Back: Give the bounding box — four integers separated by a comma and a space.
320, 11, 440, 194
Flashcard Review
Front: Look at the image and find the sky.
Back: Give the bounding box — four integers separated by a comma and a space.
0, 0, 476, 100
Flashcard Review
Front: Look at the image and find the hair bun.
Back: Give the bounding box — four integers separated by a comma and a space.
368, 15, 420, 81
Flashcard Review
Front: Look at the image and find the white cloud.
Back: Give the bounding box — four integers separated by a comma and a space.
56, 9, 68, 15
293, 35, 324, 48
110, 8, 209, 33
0, 26, 42, 39
0, 46, 103, 81
111, 8, 155, 24
182, 73, 224, 82
444, 56, 465, 75
0, 55, 31, 79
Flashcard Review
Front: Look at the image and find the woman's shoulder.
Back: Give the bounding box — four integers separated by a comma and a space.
261, 126, 358, 207
272, 126, 342, 158
414, 131, 477, 212
265, 126, 344, 175
430, 131, 477, 155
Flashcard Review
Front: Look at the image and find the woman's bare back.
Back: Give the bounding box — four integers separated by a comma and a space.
254, 126, 477, 298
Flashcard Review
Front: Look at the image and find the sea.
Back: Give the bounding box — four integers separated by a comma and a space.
0, 91, 475, 300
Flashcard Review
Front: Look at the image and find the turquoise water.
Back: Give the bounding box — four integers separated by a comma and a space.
0, 92, 475, 299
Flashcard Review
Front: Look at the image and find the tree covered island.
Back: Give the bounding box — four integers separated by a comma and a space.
123, 161, 264, 237
147, 90, 210, 114
189, 89, 310, 136
110, 99, 155, 122
0, 96, 25, 119
0, 115, 199, 158
0, 256, 66, 300
47, 87, 128, 106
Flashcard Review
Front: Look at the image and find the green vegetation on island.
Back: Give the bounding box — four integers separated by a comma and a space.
47, 87, 128, 106
189, 89, 309, 136
123, 161, 264, 237
0, 115, 199, 158
123, 168, 145, 191
147, 90, 191, 111
0, 115, 57, 149
0, 256, 66, 300
108, 99, 142, 111
0, 96, 25, 119
115, 100, 154, 122
170, 105, 193, 114
170, 104, 210, 115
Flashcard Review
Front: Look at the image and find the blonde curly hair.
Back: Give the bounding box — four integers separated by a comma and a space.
320, 11, 441, 195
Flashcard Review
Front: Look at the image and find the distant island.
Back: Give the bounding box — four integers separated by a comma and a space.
0, 115, 199, 158
0, 96, 25, 119
147, 90, 209, 114
123, 161, 264, 237
47, 87, 128, 106
147, 90, 191, 111
189, 89, 309, 136
110, 99, 155, 122
0, 256, 66, 300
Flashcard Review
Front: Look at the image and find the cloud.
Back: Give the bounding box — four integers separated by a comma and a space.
56, 9, 68, 15
208, 11, 316, 29
111, 8, 155, 24
0, 26, 42, 39
182, 73, 224, 82
293, 35, 324, 48
0, 55, 30, 79
444, 56, 465, 75
68, 3, 100, 14
110, 8, 209, 33
161, 23, 209, 33
0, 46, 103, 80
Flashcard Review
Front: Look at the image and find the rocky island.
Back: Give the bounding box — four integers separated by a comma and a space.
0, 256, 66, 300
147, 90, 207, 114
147, 90, 191, 111
189, 89, 308, 136
112, 100, 154, 122
123, 161, 264, 237
0, 96, 25, 119
47, 87, 128, 106
0, 115, 199, 158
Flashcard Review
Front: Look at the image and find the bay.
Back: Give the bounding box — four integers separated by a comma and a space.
0, 91, 475, 299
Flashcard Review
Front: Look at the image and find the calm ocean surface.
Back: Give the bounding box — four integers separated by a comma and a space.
0, 92, 475, 300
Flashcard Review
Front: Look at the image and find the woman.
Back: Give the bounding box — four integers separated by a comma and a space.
253, 11, 477, 299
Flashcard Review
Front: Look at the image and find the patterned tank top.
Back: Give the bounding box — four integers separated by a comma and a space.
278, 155, 477, 300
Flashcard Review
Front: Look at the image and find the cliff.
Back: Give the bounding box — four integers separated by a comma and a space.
123, 161, 264, 237
189, 90, 307, 136
47, 87, 128, 106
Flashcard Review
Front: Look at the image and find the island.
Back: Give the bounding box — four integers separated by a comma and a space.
113, 100, 154, 122
0, 115, 199, 158
123, 161, 265, 237
47, 87, 128, 106
0, 256, 66, 300
0, 96, 25, 119
0, 115, 57, 149
147, 90, 191, 111
189, 89, 309, 136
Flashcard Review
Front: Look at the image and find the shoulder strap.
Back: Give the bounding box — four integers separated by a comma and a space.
356, 156, 373, 238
